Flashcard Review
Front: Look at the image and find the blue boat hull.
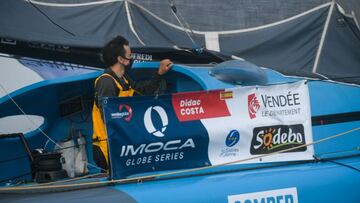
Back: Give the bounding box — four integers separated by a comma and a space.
0, 61, 359, 202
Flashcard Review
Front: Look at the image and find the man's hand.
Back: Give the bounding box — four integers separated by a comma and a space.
158, 59, 173, 75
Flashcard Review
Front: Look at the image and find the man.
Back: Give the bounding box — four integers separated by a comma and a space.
92, 36, 172, 170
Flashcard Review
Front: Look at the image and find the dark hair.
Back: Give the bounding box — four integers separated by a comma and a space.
101, 36, 129, 67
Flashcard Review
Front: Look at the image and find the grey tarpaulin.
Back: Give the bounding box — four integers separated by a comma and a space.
0, 0, 359, 84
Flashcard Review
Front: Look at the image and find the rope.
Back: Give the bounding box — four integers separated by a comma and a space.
313, 155, 360, 173
0, 83, 107, 173
0, 83, 62, 149
28, 0, 76, 36
1, 126, 358, 191
22, 173, 108, 188
167, 0, 200, 49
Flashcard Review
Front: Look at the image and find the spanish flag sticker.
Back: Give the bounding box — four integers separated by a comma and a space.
220, 91, 233, 100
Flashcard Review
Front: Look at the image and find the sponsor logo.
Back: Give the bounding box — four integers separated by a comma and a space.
120, 139, 195, 157
179, 99, 205, 116
172, 90, 231, 122
220, 130, 240, 157
111, 104, 133, 121
28, 42, 70, 52
120, 139, 195, 158
119, 105, 196, 166
261, 92, 300, 108
248, 93, 260, 119
132, 53, 153, 63
225, 130, 240, 147
248, 91, 302, 119
228, 187, 298, 203
220, 91, 233, 100
250, 125, 306, 155
144, 106, 168, 137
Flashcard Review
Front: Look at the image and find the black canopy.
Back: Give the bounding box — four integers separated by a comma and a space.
0, 0, 359, 84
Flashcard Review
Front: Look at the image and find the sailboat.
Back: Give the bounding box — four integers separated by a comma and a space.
0, 1, 359, 202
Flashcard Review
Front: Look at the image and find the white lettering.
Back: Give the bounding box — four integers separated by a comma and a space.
273, 130, 281, 145
296, 133, 303, 143
180, 99, 201, 107
288, 128, 297, 143
254, 130, 264, 149
145, 142, 163, 153
228, 188, 298, 203
124, 144, 145, 156
111, 112, 130, 118
179, 139, 195, 149
164, 140, 181, 150
180, 107, 204, 116
120, 139, 195, 157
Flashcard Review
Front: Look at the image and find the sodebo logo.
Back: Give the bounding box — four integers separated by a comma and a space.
144, 106, 168, 137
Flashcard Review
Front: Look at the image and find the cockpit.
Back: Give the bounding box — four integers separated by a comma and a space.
0, 59, 268, 183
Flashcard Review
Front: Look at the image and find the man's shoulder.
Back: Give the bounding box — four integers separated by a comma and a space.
98, 74, 115, 81
96, 75, 117, 87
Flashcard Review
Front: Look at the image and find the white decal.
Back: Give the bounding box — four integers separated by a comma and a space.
144, 106, 168, 137
228, 188, 298, 203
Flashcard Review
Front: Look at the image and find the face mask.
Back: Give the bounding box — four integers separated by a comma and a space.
124, 58, 134, 72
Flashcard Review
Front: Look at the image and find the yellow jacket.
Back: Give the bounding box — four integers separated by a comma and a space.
92, 73, 134, 163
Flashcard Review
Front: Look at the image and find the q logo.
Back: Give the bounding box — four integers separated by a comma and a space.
144, 106, 168, 137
